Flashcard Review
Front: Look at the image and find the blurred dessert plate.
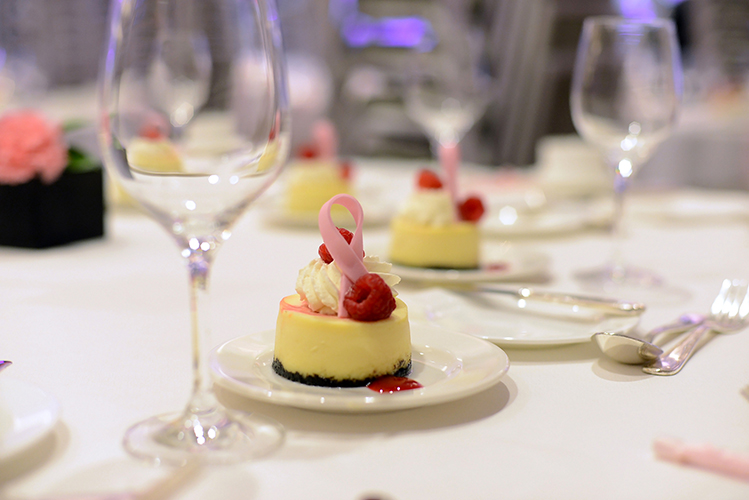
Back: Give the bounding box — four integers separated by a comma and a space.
389, 243, 548, 284
404, 288, 640, 347
629, 189, 749, 223
209, 324, 509, 413
480, 199, 612, 237
0, 378, 60, 461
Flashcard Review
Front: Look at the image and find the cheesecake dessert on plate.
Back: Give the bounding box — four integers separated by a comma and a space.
273, 194, 411, 387
389, 144, 485, 269
283, 120, 354, 217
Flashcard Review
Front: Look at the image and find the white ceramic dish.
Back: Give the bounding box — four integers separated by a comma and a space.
0, 378, 60, 460
390, 245, 548, 284
404, 288, 640, 347
629, 190, 749, 223
480, 200, 611, 237
210, 324, 509, 413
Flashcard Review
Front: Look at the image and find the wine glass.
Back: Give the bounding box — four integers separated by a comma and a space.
98, 0, 290, 465
402, 6, 492, 160
570, 16, 683, 292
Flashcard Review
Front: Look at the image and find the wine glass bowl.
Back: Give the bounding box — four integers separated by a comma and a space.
98, 0, 289, 464
405, 63, 490, 147
570, 16, 683, 291
402, 7, 492, 149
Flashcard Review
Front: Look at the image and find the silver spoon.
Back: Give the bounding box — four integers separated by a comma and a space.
0, 360, 12, 372
593, 313, 704, 364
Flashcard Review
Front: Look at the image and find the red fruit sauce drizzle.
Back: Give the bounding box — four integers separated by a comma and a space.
485, 262, 510, 272
367, 376, 423, 393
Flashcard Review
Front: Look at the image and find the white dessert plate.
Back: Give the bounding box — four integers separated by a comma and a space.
629, 190, 749, 223
480, 200, 612, 237
390, 244, 549, 284
209, 324, 509, 413
0, 378, 60, 461
403, 288, 640, 347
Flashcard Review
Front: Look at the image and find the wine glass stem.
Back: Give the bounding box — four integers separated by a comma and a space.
610, 169, 629, 273
186, 252, 219, 415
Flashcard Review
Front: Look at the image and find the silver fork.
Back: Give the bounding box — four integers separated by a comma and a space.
644, 279, 749, 376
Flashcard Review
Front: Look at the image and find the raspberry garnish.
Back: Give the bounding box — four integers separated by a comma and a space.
458, 195, 485, 222
340, 160, 352, 180
297, 144, 318, 159
417, 169, 443, 189
344, 273, 396, 321
139, 123, 166, 140
319, 227, 355, 264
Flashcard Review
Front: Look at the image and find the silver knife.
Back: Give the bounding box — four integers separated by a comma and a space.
473, 286, 646, 316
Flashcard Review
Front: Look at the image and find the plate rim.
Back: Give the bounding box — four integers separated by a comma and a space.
403, 288, 641, 347
480, 203, 599, 237
389, 246, 549, 284
0, 377, 60, 460
210, 324, 509, 413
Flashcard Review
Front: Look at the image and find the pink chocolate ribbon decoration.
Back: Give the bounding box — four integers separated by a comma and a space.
319, 194, 367, 318
312, 119, 338, 160
438, 142, 460, 206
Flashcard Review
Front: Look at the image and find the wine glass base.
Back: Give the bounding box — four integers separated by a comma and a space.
574, 264, 690, 305
123, 407, 284, 466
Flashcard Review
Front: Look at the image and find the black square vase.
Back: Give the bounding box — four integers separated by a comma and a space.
0, 169, 105, 248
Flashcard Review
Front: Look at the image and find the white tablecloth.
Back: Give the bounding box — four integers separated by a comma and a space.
2, 162, 749, 500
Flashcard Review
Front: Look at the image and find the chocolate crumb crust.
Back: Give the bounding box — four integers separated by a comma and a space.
393, 262, 479, 271
272, 358, 411, 387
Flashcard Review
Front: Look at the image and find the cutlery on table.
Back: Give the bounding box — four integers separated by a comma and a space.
594, 313, 704, 364
0, 360, 11, 373
474, 285, 646, 316
644, 279, 749, 376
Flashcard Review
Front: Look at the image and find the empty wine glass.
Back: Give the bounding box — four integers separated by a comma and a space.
403, 6, 492, 158
570, 16, 683, 292
98, 0, 290, 464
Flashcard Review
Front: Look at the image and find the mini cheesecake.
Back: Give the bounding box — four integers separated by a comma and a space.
127, 138, 182, 173
273, 294, 411, 387
389, 216, 480, 269
283, 161, 352, 215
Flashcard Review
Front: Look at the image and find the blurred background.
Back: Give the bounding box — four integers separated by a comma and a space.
0, 0, 748, 189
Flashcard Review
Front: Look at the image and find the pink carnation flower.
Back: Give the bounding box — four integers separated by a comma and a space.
0, 110, 68, 185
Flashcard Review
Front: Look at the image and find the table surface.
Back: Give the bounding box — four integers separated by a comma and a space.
2, 160, 749, 500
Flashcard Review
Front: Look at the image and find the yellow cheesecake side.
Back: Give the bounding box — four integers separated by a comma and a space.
283, 162, 352, 214
273, 294, 411, 384
389, 217, 480, 269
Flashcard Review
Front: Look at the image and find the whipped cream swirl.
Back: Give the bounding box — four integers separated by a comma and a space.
296, 255, 401, 315
396, 190, 455, 226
